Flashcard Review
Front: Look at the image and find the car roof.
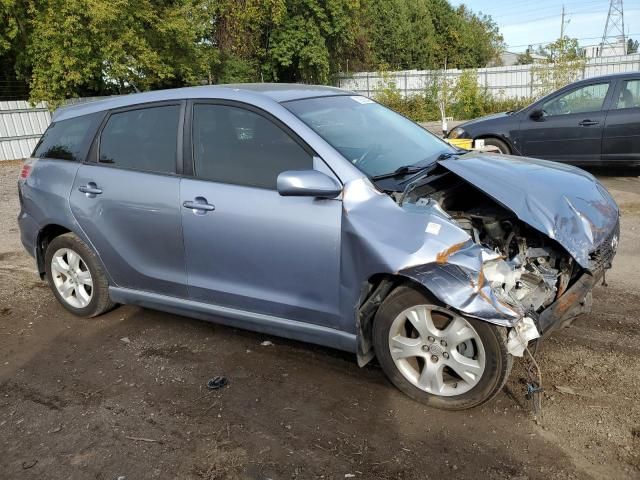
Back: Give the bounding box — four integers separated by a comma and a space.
570, 71, 640, 86
52, 83, 354, 122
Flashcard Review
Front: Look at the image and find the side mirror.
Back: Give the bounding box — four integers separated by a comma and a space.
529, 109, 544, 121
277, 170, 342, 199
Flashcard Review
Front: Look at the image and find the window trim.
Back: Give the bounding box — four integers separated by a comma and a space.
184, 99, 320, 187
87, 100, 186, 177
538, 81, 613, 117
610, 78, 640, 111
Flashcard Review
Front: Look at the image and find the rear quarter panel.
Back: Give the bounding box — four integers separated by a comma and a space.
18, 159, 93, 266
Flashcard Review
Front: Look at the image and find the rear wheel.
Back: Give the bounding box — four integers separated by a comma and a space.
45, 233, 115, 317
482, 137, 511, 154
373, 286, 512, 410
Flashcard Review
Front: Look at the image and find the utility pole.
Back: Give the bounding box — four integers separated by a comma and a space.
560, 5, 565, 39
600, 0, 626, 56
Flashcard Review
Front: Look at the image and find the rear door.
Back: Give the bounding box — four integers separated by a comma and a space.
602, 78, 640, 164
180, 101, 343, 328
70, 102, 188, 297
519, 81, 613, 163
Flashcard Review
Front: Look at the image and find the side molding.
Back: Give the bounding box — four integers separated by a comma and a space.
109, 287, 358, 354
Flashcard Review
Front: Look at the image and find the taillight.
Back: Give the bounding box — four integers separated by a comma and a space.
20, 163, 32, 180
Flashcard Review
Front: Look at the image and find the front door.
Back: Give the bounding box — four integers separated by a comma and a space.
70, 103, 187, 297
519, 81, 612, 163
180, 102, 343, 328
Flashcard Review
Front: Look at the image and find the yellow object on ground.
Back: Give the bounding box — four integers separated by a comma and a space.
447, 138, 473, 149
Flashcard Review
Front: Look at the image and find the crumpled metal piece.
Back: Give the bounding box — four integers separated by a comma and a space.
341, 150, 620, 329
439, 153, 620, 269
341, 178, 523, 327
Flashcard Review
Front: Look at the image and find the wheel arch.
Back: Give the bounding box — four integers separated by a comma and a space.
474, 134, 516, 154
355, 273, 438, 367
35, 223, 110, 282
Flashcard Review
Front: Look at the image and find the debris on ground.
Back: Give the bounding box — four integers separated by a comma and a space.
555, 385, 580, 396
260, 340, 274, 346
120, 337, 131, 344
206, 376, 229, 390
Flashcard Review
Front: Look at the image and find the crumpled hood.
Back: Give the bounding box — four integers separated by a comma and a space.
439, 153, 620, 269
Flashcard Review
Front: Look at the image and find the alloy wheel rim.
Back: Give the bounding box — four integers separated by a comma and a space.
388, 305, 485, 396
51, 248, 93, 309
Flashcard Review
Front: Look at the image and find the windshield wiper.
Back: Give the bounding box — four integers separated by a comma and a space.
371, 151, 462, 182
370, 164, 427, 181
436, 151, 463, 160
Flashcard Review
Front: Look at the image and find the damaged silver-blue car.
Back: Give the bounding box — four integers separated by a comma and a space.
17, 84, 620, 409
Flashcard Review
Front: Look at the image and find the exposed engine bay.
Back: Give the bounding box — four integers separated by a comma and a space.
400, 170, 577, 319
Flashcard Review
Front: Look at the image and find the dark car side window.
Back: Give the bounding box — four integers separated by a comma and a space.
33, 113, 101, 161
614, 79, 640, 110
192, 104, 313, 189
99, 105, 180, 174
541, 83, 610, 116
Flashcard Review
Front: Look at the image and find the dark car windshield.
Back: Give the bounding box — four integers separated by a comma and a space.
284, 95, 455, 177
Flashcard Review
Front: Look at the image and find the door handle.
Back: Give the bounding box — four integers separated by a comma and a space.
78, 183, 102, 196
183, 197, 215, 213
579, 119, 599, 126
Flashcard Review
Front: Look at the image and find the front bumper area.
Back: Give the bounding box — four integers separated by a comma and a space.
536, 270, 603, 335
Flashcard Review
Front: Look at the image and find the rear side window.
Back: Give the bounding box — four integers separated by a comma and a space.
33, 113, 101, 161
192, 104, 312, 189
99, 105, 180, 174
614, 79, 640, 109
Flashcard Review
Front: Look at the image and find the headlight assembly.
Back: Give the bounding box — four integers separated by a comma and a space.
448, 127, 468, 139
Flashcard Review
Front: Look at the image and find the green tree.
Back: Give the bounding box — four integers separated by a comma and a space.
628, 38, 639, 55
0, 0, 30, 99
532, 36, 585, 97
265, 0, 359, 83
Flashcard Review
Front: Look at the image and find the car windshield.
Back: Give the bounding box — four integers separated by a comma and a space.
284, 95, 455, 177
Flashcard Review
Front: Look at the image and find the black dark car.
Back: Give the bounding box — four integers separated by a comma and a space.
447, 72, 640, 166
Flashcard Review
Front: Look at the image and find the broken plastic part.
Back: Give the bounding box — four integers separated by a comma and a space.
506, 317, 540, 357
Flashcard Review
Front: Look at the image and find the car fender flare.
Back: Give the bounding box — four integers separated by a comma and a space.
35, 221, 113, 284
355, 264, 521, 367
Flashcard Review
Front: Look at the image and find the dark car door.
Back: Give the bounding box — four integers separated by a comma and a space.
519, 81, 613, 163
602, 78, 640, 164
70, 102, 188, 297
180, 101, 343, 328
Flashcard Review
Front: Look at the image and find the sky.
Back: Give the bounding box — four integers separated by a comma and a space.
450, 0, 640, 52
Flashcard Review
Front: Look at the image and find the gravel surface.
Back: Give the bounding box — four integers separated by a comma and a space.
0, 160, 638, 479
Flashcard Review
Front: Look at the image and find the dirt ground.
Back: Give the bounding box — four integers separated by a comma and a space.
0, 160, 638, 480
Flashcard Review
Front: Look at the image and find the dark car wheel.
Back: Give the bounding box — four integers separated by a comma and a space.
483, 137, 511, 154
45, 233, 116, 318
373, 286, 512, 410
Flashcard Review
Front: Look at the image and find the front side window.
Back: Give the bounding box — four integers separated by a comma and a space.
99, 105, 180, 174
192, 104, 312, 189
614, 79, 640, 109
33, 113, 101, 161
284, 95, 454, 178
542, 83, 610, 116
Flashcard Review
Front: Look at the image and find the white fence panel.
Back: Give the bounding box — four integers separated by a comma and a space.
0, 101, 51, 161
337, 54, 640, 100
0, 98, 106, 161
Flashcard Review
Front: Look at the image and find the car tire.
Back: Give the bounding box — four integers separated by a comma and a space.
373, 285, 512, 410
45, 233, 115, 318
482, 137, 511, 154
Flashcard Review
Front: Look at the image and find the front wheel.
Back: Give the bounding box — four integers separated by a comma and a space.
482, 137, 511, 154
373, 286, 512, 410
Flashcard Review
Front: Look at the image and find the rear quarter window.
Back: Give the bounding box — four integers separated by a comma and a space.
33, 112, 102, 161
